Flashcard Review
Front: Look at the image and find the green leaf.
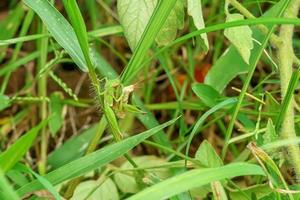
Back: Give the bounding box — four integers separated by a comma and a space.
114, 156, 170, 194
62, 0, 94, 72
265, 92, 280, 122
192, 83, 222, 107
263, 119, 277, 144
17, 117, 178, 196
13, 163, 61, 200
0, 169, 21, 200
224, 13, 253, 64
119, 0, 178, 84
0, 170, 20, 200
186, 98, 237, 158
229, 184, 271, 200
204, 1, 285, 92
25, 0, 172, 151
127, 163, 265, 200
204, 46, 249, 92
155, 0, 185, 46
187, 0, 209, 50
0, 94, 10, 111
117, 0, 157, 50
48, 125, 97, 169
117, 0, 184, 50
49, 93, 63, 136
132, 94, 172, 149
0, 120, 48, 172
23, 0, 87, 71
71, 178, 119, 200
0, 4, 24, 62
195, 140, 223, 168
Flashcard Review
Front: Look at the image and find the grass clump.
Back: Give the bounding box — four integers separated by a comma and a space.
1, 0, 300, 199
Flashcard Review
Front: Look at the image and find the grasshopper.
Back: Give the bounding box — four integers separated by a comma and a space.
99, 77, 144, 140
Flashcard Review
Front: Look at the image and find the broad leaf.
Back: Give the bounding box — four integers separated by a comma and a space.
114, 156, 170, 194
71, 179, 119, 200
195, 140, 222, 168
49, 93, 63, 136
192, 83, 222, 107
117, 0, 185, 50
0, 94, 10, 111
156, 0, 185, 46
224, 13, 253, 64
187, 0, 209, 50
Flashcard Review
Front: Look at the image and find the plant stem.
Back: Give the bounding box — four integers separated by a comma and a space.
37, 19, 49, 175
277, 0, 300, 180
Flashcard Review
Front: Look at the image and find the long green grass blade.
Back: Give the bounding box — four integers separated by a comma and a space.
62, 0, 93, 72
0, 120, 48, 172
185, 98, 237, 159
23, 0, 87, 71
0, 4, 24, 62
275, 67, 300, 130
14, 163, 61, 200
0, 170, 20, 200
128, 163, 265, 200
17, 117, 178, 196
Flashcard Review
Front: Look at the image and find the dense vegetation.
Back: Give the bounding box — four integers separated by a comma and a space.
0, 0, 300, 199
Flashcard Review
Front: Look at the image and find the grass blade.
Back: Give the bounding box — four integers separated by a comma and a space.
120, 0, 177, 85
186, 98, 237, 159
0, 120, 48, 172
23, 0, 87, 71
14, 163, 61, 200
0, 170, 20, 200
127, 163, 265, 200
17, 117, 178, 196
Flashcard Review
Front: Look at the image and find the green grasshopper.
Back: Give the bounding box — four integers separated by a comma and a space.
99, 77, 144, 140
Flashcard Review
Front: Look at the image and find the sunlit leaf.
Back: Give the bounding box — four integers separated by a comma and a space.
187, 0, 209, 50
224, 14, 253, 64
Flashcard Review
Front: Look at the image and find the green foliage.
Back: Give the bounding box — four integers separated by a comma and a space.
114, 156, 170, 194
17, 118, 178, 196
2, 0, 300, 199
71, 179, 119, 200
0, 94, 10, 111
49, 92, 64, 136
117, 0, 185, 50
224, 13, 253, 64
0, 120, 48, 172
187, 0, 209, 50
192, 83, 223, 107
0, 170, 20, 200
23, 0, 87, 71
205, 0, 287, 92
128, 163, 265, 200
195, 140, 223, 167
